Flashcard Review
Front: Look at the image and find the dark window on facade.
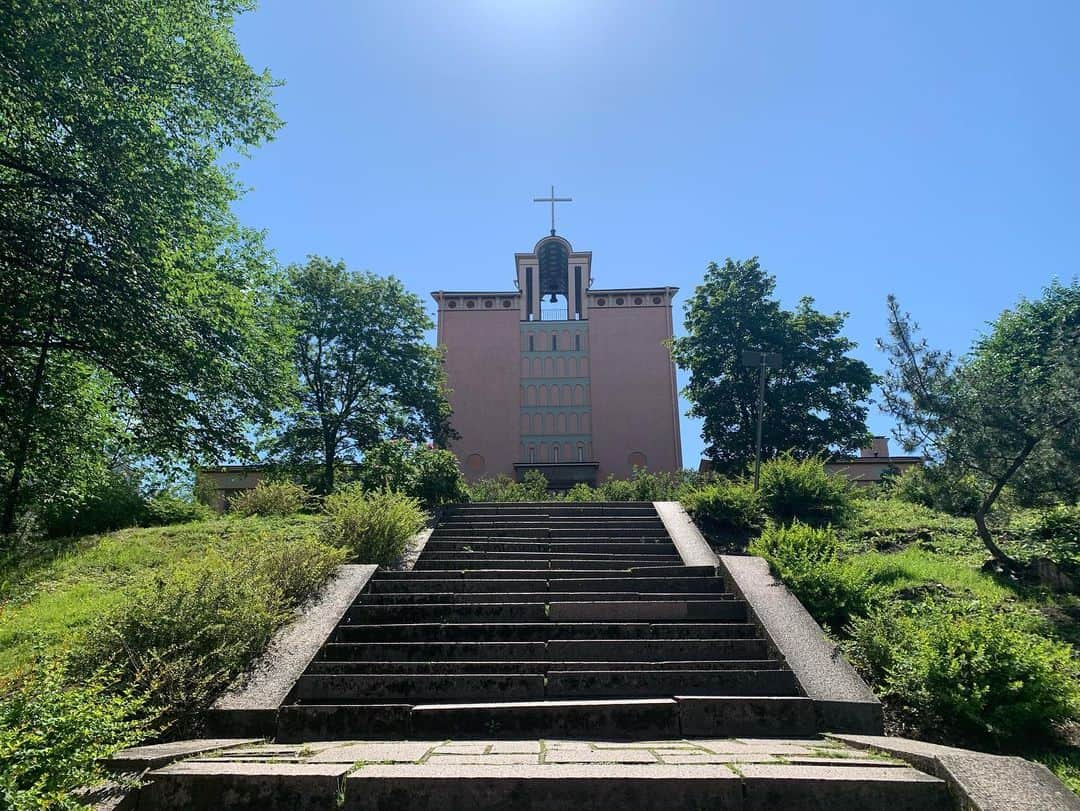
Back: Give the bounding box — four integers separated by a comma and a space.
525, 268, 533, 319
551, 334, 558, 351
574, 267, 582, 318
575, 334, 581, 351
528, 334, 534, 352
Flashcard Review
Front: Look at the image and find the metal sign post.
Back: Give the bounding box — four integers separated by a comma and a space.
741, 350, 783, 489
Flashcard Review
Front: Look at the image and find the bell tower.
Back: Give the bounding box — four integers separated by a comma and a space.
433, 202, 682, 488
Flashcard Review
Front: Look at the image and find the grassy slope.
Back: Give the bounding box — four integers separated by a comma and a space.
835, 496, 1080, 792
0, 515, 321, 678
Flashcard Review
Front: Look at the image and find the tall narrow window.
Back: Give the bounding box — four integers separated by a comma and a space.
577, 445, 585, 462
551, 334, 558, 351
574, 266, 582, 318
528, 334, 534, 352
552, 445, 559, 463
574, 334, 581, 351
525, 268, 533, 319
528, 446, 536, 463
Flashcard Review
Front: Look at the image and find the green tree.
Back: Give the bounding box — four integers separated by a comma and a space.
671, 257, 876, 473
878, 281, 1080, 569
265, 257, 454, 493
0, 0, 288, 538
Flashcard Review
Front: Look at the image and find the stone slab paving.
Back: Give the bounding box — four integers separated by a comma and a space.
158, 735, 904, 768
141, 738, 948, 811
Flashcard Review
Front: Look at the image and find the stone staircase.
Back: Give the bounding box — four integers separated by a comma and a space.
120, 502, 986, 809
278, 502, 807, 740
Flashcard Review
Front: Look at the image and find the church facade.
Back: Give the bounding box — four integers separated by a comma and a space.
433, 231, 682, 488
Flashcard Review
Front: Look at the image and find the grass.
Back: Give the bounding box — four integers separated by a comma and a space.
0, 514, 321, 678
856, 547, 1016, 604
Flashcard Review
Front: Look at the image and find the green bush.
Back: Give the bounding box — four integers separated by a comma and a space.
413, 447, 470, 505
76, 536, 344, 734
749, 522, 876, 630
142, 491, 212, 526
681, 478, 763, 532
850, 599, 1080, 741
0, 658, 149, 811
41, 470, 146, 538
595, 468, 700, 502
322, 487, 426, 563
521, 469, 549, 500
1036, 504, 1080, 547
758, 454, 852, 526
564, 482, 601, 502
891, 464, 983, 517
467, 474, 528, 502
355, 441, 469, 506
229, 480, 309, 517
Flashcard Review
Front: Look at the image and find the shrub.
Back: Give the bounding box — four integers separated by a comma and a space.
1036, 504, 1080, 546
850, 599, 1080, 741
356, 441, 469, 506
596, 475, 635, 502
229, 480, 309, 517
595, 468, 700, 502
468, 474, 529, 502
76, 536, 344, 734
891, 464, 983, 517
564, 483, 600, 502
681, 478, 763, 532
0, 658, 149, 811
749, 522, 876, 630
521, 469, 549, 500
322, 487, 426, 563
758, 454, 852, 526
142, 492, 212, 526
41, 470, 146, 538
413, 447, 470, 505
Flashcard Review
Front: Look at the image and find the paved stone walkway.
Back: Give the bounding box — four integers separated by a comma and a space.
177, 736, 902, 769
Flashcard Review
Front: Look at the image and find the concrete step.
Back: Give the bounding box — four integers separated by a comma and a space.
294, 668, 798, 703
331, 622, 763, 643
355, 592, 736, 606
544, 668, 801, 698
293, 673, 546, 702
371, 565, 718, 580
272, 697, 836, 740
413, 555, 686, 569
365, 576, 728, 594
547, 599, 746, 622
546, 638, 769, 660
322, 641, 550, 661
346, 603, 549, 624
305, 659, 786, 675
420, 546, 680, 558
349, 599, 744, 623
435, 519, 667, 529
424, 541, 677, 555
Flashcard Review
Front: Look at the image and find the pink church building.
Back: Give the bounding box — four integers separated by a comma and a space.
433, 231, 682, 488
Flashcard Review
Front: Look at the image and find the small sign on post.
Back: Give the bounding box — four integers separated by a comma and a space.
741, 350, 783, 489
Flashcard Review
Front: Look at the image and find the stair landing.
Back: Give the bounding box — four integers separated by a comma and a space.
137, 735, 949, 811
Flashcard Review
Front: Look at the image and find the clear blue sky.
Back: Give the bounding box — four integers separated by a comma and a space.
231, 1, 1079, 464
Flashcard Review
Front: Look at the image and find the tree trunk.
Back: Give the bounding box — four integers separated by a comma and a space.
321, 429, 336, 494
973, 506, 1022, 573
972, 436, 1040, 573
1, 340, 50, 539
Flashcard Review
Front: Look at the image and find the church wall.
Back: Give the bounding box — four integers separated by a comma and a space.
588, 303, 682, 479
438, 305, 521, 481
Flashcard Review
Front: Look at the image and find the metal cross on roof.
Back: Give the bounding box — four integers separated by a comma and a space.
533, 185, 573, 236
